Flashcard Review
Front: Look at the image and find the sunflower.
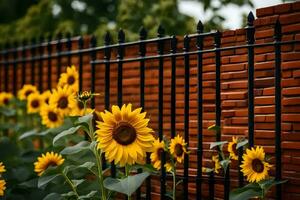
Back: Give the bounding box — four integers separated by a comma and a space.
95, 104, 154, 167
212, 155, 221, 174
69, 100, 94, 116
27, 93, 43, 114
18, 84, 38, 100
0, 179, 6, 196
40, 104, 64, 128
34, 152, 64, 176
228, 137, 238, 160
169, 135, 188, 163
58, 65, 79, 92
151, 139, 172, 172
0, 162, 5, 173
49, 86, 76, 116
0, 92, 13, 106
241, 146, 272, 183
41, 90, 52, 105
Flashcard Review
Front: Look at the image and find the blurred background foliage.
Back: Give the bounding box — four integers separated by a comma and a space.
0, 0, 256, 45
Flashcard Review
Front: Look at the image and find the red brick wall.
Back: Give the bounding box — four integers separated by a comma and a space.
1, 1, 300, 199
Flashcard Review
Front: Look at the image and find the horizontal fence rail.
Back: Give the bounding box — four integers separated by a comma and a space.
1, 11, 300, 200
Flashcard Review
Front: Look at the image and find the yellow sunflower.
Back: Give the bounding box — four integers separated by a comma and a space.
69, 100, 94, 116
212, 155, 221, 174
18, 84, 38, 100
27, 93, 43, 114
41, 90, 52, 105
58, 65, 79, 92
95, 104, 154, 167
0, 162, 5, 173
150, 139, 172, 172
0, 179, 6, 196
0, 92, 13, 106
169, 135, 188, 163
40, 104, 64, 128
241, 146, 272, 183
49, 86, 76, 116
34, 152, 64, 176
228, 137, 238, 160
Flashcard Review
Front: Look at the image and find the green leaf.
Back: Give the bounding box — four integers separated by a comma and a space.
61, 191, 76, 197
43, 193, 63, 200
230, 183, 261, 200
0, 107, 16, 116
19, 178, 38, 188
79, 191, 98, 199
63, 162, 95, 175
236, 139, 248, 149
53, 125, 82, 146
76, 114, 93, 126
72, 179, 85, 187
220, 159, 231, 174
132, 164, 158, 173
208, 124, 220, 132
103, 172, 150, 196
19, 129, 39, 140
210, 141, 228, 149
60, 141, 91, 155
202, 167, 214, 173
258, 178, 288, 193
38, 174, 61, 188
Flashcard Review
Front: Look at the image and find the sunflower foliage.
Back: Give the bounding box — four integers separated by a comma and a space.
207, 125, 287, 200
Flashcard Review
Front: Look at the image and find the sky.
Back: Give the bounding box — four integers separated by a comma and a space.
178, 0, 283, 30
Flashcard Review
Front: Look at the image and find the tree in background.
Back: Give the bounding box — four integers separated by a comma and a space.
0, 0, 255, 45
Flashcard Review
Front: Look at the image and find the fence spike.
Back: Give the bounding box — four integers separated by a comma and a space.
274, 19, 282, 40
157, 24, 165, 37
214, 30, 221, 48
78, 36, 84, 48
104, 31, 111, 45
183, 35, 190, 50
171, 35, 177, 51
118, 29, 125, 43
247, 11, 255, 26
90, 35, 97, 47
139, 27, 147, 40
197, 20, 204, 33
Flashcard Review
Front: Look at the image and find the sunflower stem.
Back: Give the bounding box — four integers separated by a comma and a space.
61, 172, 79, 199
125, 164, 132, 200
172, 170, 176, 200
94, 147, 107, 200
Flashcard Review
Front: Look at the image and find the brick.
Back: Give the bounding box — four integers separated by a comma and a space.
283, 114, 300, 122
292, 1, 300, 11
282, 61, 300, 70
283, 87, 300, 96
256, 6, 274, 17
280, 13, 300, 25
283, 97, 300, 105
256, 29, 274, 39
282, 23, 300, 33
274, 3, 292, 14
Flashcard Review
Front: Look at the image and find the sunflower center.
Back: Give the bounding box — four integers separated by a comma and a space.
232, 143, 238, 155
48, 111, 58, 122
78, 101, 84, 109
113, 122, 136, 145
58, 96, 68, 109
252, 158, 264, 173
45, 98, 49, 104
3, 98, 9, 105
175, 144, 184, 157
67, 76, 75, 85
25, 90, 33, 97
31, 100, 40, 108
45, 161, 58, 169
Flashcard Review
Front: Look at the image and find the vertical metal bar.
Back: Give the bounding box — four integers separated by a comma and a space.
4, 43, 9, 92
0, 45, 2, 92
170, 35, 177, 139
117, 29, 125, 107
78, 36, 84, 92
12, 42, 18, 95
38, 36, 44, 92
196, 20, 204, 200
246, 12, 255, 147
47, 35, 52, 89
22, 39, 27, 86
183, 35, 190, 200
103, 32, 111, 171
137, 27, 147, 200
56, 33, 62, 81
214, 31, 221, 140
30, 38, 36, 85
274, 19, 282, 200
157, 25, 166, 200
209, 172, 214, 200
90, 35, 97, 108
66, 32, 72, 66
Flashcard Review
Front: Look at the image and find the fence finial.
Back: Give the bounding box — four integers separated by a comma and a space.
183, 35, 190, 51
139, 27, 147, 40
118, 29, 125, 43
78, 36, 84, 48
247, 11, 255, 26
197, 20, 204, 33
90, 35, 97, 47
274, 19, 282, 41
214, 30, 221, 48
157, 24, 165, 37
104, 31, 111, 45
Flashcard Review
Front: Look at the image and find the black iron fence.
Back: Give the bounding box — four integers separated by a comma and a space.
0, 11, 300, 200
